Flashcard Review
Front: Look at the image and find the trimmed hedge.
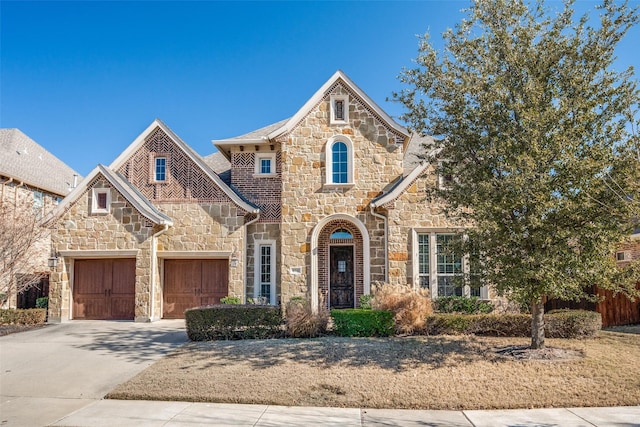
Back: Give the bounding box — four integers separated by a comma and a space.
0, 308, 47, 325
422, 310, 601, 338
331, 309, 394, 337
433, 296, 494, 314
185, 305, 283, 341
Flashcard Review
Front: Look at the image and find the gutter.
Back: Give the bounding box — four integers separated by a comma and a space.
243, 212, 261, 303
150, 223, 170, 321
370, 205, 389, 284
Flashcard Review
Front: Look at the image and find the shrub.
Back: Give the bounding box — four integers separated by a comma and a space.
331, 309, 394, 337
359, 294, 373, 310
220, 296, 242, 305
421, 310, 601, 338
285, 297, 329, 338
36, 297, 48, 309
433, 296, 494, 314
185, 305, 283, 341
371, 283, 432, 334
0, 308, 47, 325
545, 309, 601, 338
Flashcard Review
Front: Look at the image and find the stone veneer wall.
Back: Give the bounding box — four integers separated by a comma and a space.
278, 82, 403, 305
49, 177, 154, 322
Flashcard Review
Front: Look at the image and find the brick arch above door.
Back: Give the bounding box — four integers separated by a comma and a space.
310, 214, 370, 311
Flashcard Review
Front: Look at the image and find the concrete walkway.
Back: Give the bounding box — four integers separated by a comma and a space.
2, 321, 639, 426
50, 401, 640, 426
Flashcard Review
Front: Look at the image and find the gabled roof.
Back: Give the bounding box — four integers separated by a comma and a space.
110, 119, 258, 214
370, 162, 430, 209
44, 164, 173, 226
0, 128, 80, 196
403, 133, 436, 176
203, 151, 231, 185
212, 70, 410, 150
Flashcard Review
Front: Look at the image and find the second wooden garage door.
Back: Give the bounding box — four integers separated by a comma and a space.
163, 259, 228, 319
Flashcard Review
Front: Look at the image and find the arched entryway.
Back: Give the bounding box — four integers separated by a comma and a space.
310, 214, 370, 311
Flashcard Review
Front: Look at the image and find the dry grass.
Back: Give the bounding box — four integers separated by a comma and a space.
107, 331, 640, 410
371, 283, 433, 334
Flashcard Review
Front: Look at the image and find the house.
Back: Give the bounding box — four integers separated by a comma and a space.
0, 129, 80, 308
44, 70, 492, 322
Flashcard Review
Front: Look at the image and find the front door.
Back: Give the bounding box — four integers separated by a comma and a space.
329, 246, 354, 309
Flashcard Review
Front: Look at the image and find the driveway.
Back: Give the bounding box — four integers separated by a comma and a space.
0, 320, 187, 426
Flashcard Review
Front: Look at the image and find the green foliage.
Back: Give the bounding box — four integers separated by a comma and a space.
285, 297, 329, 338
359, 294, 373, 310
433, 296, 494, 314
422, 311, 600, 338
220, 296, 242, 305
395, 0, 640, 348
185, 305, 283, 341
330, 309, 394, 337
35, 297, 49, 309
0, 308, 47, 325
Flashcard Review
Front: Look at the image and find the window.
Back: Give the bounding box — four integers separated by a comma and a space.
254, 153, 276, 176
330, 95, 349, 124
414, 231, 487, 298
254, 240, 276, 304
331, 229, 353, 239
325, 136, 354, 186
155, 157, 167, 182
33, 190, 44, 219
91, 188, 110, 214
616, 251, 628, 262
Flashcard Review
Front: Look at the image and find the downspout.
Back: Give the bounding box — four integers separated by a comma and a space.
150, 223, 169, 322
243, 211, 261, 303
370, 205, 388, 284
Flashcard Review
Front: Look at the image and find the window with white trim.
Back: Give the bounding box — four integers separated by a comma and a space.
33, 190, 44, 218
325, 136, 354, 186
254, 240, 276, 304
330, 95, 349, 125
154, 157, 167, 182
414, 230, 488, 298
91, 188, 110, 214
254, 153, 276, 176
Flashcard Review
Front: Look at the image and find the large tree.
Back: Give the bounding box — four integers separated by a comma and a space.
395, 0, 640, 348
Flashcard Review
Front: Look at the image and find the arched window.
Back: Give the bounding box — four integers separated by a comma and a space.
330, 229, 353, 239
325, 136, 354, 185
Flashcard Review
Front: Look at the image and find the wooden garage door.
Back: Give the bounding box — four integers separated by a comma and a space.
73, 259, 136, 320
163, 259, 228, 319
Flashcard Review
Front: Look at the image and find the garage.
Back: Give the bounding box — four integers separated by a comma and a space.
163, 259, 228, 318
73, 258, 136, 320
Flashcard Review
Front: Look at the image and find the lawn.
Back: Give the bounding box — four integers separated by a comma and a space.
107, 331, 640, 410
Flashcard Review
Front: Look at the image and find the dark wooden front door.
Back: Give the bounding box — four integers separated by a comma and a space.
329, 246, 354, 309
73, 259, 136, 320
163, 259, 228, 319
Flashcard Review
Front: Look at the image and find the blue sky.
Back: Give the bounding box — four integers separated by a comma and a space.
2, 1, 639, 177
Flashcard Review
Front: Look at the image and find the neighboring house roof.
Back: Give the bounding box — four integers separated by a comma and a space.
110, 119, 258, 214
44, 164, 173, 226
202, 151, 231, 185
0, 128, 80, 196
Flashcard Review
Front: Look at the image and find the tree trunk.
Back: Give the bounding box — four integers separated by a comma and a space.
530, 300, 545, 349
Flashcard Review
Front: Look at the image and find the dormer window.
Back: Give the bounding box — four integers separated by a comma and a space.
330, 95, 349, 125
325, 136, 354, 186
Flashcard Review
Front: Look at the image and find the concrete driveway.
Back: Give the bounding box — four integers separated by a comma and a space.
0, 320, 187, 426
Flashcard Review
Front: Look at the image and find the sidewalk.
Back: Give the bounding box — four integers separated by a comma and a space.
50, 400, 640, 427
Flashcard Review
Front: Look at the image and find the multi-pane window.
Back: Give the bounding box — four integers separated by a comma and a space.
334, 100, 345, 121
418, 234, 430, 289
260, 158, 272, 174
155, 157, 167, 182
259, 244, 272, 302
332, 142, 348, 184
97, 192, 108, 210
436, 234, 463, 296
